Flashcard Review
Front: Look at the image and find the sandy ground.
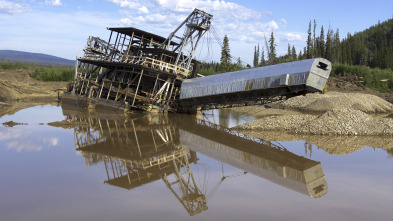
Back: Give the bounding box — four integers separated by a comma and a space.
0, 69, 67, 104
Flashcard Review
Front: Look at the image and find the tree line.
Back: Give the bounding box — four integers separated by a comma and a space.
0, 61, 75, 81
199, 18, 393, 92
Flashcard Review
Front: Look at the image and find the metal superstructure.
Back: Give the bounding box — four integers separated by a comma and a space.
63, 9, 331, 113
65, 9, 212, 112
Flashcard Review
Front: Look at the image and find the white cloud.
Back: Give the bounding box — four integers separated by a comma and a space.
107, 0, 140, 9
139, 6, 149, 14
0, 128, 59, 152
285, 33, 304, 41
7, 140, 43, 152
0, 0, 30, 14
0, 9, 119, 59
43, 137, 59, 146
120, 17, 133, 25
0, 128, 26, 140
45, 0, 62, 6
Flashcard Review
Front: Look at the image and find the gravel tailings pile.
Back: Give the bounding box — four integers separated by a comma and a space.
236, 108, 393, 136
276, 92, 393, 113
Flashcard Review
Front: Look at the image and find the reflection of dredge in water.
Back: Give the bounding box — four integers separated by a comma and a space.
66, 111, 327, 215
71, 113, 207, 216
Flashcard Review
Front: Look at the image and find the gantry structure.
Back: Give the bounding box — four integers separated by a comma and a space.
66, 9, 212, 112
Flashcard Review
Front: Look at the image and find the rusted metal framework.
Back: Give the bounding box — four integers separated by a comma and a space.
65, 9, 212, 112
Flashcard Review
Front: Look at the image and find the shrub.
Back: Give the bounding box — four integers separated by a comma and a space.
332, 63, 393, 92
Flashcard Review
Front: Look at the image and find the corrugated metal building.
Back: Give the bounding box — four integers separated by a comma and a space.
180, 58, 331, 100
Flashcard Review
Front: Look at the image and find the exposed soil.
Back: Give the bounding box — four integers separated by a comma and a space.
274, 92, 393, 113
235, 108, 393, 136
327, 76, 393, 103
0, 69, 67, 103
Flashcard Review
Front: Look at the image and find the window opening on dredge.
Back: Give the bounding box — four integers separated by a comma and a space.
317, 62, 328, 70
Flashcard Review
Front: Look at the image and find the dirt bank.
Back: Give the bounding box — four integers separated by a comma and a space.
231, 85, 393, 136
327, 75, 393, 103
0, 69, 67, 103
274, 91, 393, 113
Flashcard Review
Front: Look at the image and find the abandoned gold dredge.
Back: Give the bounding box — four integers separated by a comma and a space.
63, 8, 332, 113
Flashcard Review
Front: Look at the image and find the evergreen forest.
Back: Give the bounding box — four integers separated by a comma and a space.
200, 18, 393, 92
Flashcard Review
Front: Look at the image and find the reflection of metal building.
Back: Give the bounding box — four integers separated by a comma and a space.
177, 117, 328, 198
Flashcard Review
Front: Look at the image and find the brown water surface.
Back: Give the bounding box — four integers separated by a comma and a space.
0, 105, 392, 221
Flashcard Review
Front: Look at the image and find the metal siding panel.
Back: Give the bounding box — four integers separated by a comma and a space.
179, 58, 331, 99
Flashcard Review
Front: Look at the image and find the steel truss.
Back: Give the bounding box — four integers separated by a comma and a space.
68, 9, 212, 112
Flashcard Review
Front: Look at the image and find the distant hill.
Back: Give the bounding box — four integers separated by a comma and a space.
0, 50, 75, 67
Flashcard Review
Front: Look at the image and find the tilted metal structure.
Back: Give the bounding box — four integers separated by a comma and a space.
63, 8, 332, 113
178, 58, 331, 110
64, 9, 212, 112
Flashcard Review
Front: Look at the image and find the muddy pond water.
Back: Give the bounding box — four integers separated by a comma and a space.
0, 104, 392, 221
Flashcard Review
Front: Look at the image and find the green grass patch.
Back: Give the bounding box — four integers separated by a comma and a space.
1, 61, 75, 81
0, 61, 29, 70
30, 66, 74, 81
332, 63, 393, 93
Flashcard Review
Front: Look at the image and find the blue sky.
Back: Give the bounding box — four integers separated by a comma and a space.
0, 0, 392, 64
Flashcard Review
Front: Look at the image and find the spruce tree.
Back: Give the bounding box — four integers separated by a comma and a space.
236, 57, 243, 70
320, 26, 325, 58
307, 21, 312, 58
313, 19, 317, 56
260, 47, 266, 66
380, 38, 389, 69
268, 32, 277, 64
264, 34, 270, 63
333, 28, 341, 63
292, 45, 297, 60
253, 46, 258, 67
220, 35, 231, 72
325, 27, 333, 61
